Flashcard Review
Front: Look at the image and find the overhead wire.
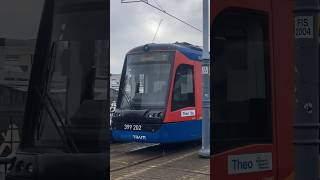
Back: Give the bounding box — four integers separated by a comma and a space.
151, 0, 164, 11
121, 0, 202, 32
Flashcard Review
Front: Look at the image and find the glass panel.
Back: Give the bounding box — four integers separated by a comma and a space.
212, 11, 271, 154
119, 51, 174, 109
0, 0, 44, 156
171, 64, 195, 111
29, 0, 108, 152
35, 40, 108, 152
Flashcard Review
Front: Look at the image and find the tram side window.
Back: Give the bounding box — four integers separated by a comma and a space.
171, 64, 195, 111
212, 11, 271, 154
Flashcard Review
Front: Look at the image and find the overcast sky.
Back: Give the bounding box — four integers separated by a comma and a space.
110, 0, 203, 74
0, 0, 203, 74
0, 0, 44, 40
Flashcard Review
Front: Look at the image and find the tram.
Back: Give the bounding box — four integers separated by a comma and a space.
0, 0, 108, 179
211, 0, 294, 179
112, 42, 203, 143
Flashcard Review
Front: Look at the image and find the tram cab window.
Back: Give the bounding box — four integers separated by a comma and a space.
119, 52, 173, 109
212, 11, 271, 154
171, 64, 195, 111
37, 40, 108, 151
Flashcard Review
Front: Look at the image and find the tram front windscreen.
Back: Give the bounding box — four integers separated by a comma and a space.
119, 51, 174, 110
34, 40, 107, 153
30, 0, 108, 153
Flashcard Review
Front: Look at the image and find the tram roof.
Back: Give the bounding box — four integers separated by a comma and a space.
127, 42, 203, 61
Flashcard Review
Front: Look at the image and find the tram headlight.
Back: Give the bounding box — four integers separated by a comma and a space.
26, 163, 34, 173
16, 161, 25, 172
113, 112, 121, 117
147, 111, 164, 119
7, 162, 14, 173
143, 44, 150, 51
158, 112, 164, 118
9, 154, 37, 176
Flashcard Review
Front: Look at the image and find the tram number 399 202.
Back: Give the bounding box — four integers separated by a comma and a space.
124, 124, 142, 131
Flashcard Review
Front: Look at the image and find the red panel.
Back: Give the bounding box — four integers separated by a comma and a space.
194, 60, 202, 120
211, 0, 270, 25
164, 51, 202, 123
271, 0, 294, 179
211, 0, 294, 180
212, 145, 275, 180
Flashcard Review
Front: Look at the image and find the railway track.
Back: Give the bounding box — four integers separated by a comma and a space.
110, 141, 210, 180
110, 142, 163, 172
110, 142, 160, 158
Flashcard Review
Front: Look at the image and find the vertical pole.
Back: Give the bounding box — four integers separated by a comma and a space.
199, 0, 210, 158
10, 118, 12, 154
294, 0, 319, 179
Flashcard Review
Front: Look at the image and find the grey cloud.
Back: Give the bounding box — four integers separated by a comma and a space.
0, 0, 44, 39
111, 0, 203, 74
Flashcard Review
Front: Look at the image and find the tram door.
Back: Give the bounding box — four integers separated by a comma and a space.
211, 1, 294, 180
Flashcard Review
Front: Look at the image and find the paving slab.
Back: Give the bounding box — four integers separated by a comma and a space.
111, 142, 210, 180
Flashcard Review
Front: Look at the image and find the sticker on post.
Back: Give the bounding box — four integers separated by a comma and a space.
228, 152, 272, 175
181, 110, 195, 117
295, 16, 313, 38
202, 66, 209, 74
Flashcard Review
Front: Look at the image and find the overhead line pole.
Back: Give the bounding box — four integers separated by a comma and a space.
294, 0, 320, 179
199, 0, 210, 158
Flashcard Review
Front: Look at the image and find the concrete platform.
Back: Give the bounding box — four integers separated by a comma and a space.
111, 142, 210, 180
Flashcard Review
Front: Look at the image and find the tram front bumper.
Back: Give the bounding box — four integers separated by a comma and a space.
112, 120, 202, 143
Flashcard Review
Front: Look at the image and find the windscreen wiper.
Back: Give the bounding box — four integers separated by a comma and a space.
46, 93, 78, 152
121, 89, 133, 109
35, 87, 78, 153
35, 42, 78, 153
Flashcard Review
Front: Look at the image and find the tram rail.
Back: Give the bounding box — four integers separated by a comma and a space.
110, 141, 209, 180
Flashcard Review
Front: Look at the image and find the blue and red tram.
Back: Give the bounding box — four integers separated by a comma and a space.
112, 42, 203, 143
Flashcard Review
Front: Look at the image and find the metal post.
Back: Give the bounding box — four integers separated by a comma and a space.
294, 0, 320, 179
199, 0, 210, 158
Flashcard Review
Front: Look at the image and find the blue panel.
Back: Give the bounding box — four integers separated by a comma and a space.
177, 46, 202, 61
112, 120, 202, 143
